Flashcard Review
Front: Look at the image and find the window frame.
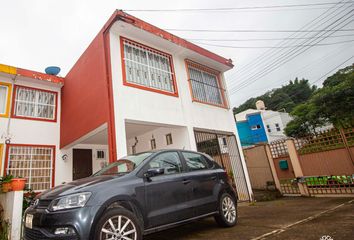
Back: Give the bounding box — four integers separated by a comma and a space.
0, 82, 12, 118
4, 143, 56, 191
145, 151, 184, 176
120, 36, 179, 97
185, 59, 228, 109
11, 85, 58, 122
181, 151, 210, 172
166, 133, 173, 145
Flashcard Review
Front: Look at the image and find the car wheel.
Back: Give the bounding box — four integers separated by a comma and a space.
95, 208, 142, 240
214, 193, 237, 227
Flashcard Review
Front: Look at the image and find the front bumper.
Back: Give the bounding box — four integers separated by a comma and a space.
23, 205, 100, 240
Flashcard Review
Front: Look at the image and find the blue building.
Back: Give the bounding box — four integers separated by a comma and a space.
236, 112, 268, 146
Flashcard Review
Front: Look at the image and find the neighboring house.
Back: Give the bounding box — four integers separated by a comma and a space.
235, 100, 292, 146
0, 64, 63, 191
0, 11, 253, 201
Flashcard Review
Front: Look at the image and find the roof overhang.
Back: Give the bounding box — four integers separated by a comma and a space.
102, 10, 234, 71
0, 63, 64, 86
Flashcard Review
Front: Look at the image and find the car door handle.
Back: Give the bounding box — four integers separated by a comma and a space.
182, 179, 191, 185
210, 176, 217, 180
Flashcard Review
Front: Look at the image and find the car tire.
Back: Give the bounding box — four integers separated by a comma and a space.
214, 192, 238, 227
95, 208, 143, 240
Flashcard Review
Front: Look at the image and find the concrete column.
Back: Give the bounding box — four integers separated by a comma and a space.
0, 191, 24, 240
265, 144, 281, 191
286, 139, 309, 196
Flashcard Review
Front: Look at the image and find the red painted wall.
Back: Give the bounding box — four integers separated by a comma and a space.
60, 33, 110, 148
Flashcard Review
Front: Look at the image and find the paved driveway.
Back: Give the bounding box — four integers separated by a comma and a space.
145, 197, 354, 240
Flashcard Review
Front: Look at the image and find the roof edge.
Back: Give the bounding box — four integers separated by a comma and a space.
104, 10, 234, 69
0, 63, 64, 85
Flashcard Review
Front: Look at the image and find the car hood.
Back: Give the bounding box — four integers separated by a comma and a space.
38, 175, 118, 199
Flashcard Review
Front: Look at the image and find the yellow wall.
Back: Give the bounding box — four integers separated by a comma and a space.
0, 144, 3, 175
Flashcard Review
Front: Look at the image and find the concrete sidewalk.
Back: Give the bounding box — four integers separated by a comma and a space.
145, 197, 354, 240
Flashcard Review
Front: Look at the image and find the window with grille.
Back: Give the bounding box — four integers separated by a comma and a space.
121, 37, 176, 95
186, 60, 226, 107
13, 86, 57, 121
6, 145, 54, 191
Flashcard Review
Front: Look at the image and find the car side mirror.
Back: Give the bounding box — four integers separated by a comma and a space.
144, 168, 165, 179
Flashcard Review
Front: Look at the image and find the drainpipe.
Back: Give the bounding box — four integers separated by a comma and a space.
101, 11, 136, 162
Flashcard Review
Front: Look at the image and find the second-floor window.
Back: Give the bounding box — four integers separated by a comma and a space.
121, 37, 177, 95
13, 85, 57, 121
186, 60, 226, 107
0, 82, 12, 117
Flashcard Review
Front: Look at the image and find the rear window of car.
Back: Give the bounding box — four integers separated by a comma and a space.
182, 152, 209, 171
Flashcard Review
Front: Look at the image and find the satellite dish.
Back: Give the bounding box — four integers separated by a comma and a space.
45, 66, 61, 75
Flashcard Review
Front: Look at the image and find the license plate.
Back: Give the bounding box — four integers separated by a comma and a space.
25, 214, 33, 229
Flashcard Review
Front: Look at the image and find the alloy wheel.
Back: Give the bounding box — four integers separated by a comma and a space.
100, 215, 137, 240
222, 196, 236, 224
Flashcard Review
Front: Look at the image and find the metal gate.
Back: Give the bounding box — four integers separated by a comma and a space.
194, 130, 251, 201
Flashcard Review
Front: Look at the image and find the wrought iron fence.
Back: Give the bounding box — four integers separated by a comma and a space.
194, 130, 250, 201
302, 175, 354, 195
279, 178, 301, 195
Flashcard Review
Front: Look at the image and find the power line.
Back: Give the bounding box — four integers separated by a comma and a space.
191, 34, 354, 42
164, 28, 354, 33
193, 38, 354, 49
228, 7, 354, 94
226, 1, 352, 86
186, 33, 354, 41
262, 55, 354, 112
124, 1, 354, 12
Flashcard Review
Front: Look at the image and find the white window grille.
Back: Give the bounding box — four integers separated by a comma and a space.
14, 86, 56, 120
187, 61, 225, 106
6, 145, 54, 191
0, 85, 8, 114
122, 38, 175, 93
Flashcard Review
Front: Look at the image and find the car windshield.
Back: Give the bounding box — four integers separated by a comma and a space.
94, 152, 153, 176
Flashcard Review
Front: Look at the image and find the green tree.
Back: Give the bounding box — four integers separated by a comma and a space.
284, 64, 354, 137
233, 78, 316, 114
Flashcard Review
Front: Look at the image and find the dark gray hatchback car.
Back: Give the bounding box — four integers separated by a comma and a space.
24, 149, 238, 240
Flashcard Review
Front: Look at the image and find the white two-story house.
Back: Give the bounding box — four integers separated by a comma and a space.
1, 11, 252, 201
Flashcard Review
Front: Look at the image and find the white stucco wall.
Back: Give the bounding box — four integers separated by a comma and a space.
109, 24, 238, 158
126, 126, 190, 155
261, 111, 292, 142
0, 75, 62, 188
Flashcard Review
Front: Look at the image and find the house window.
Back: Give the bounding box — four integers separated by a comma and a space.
186, 60, 226, 107
121, 37, 177, 96
0, 82, 12, 117
266, 125, 271, 133
12, 85, 57, 121
166, 133, 173, 145
96, 150, 106, 160
251, 125, 261, 130
6, 145, 54, 191
150, 138, 156, 150
275, 123, 281, 132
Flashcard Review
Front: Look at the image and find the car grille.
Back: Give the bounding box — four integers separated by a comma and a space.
24, 228, 79, 240
24, 228, 48, 240
36, 199, 52, 209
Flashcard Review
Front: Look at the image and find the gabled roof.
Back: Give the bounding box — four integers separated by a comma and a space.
0, 63, 64, 85
101, 10, 234, 68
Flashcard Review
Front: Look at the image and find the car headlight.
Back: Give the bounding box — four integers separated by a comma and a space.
49, 192, 91, 211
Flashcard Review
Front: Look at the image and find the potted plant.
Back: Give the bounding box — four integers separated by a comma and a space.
11, 176, 27, 191
0, 175, 13, 193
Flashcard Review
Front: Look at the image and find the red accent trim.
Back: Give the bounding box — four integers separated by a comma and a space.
4, 144, 56, 188
185, 59, 229, 109
120, 36, 179, 97
17, 68, 64, 85
113, 11, 233, 68
103, 29, 117, 163
11, 85, 58, 122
